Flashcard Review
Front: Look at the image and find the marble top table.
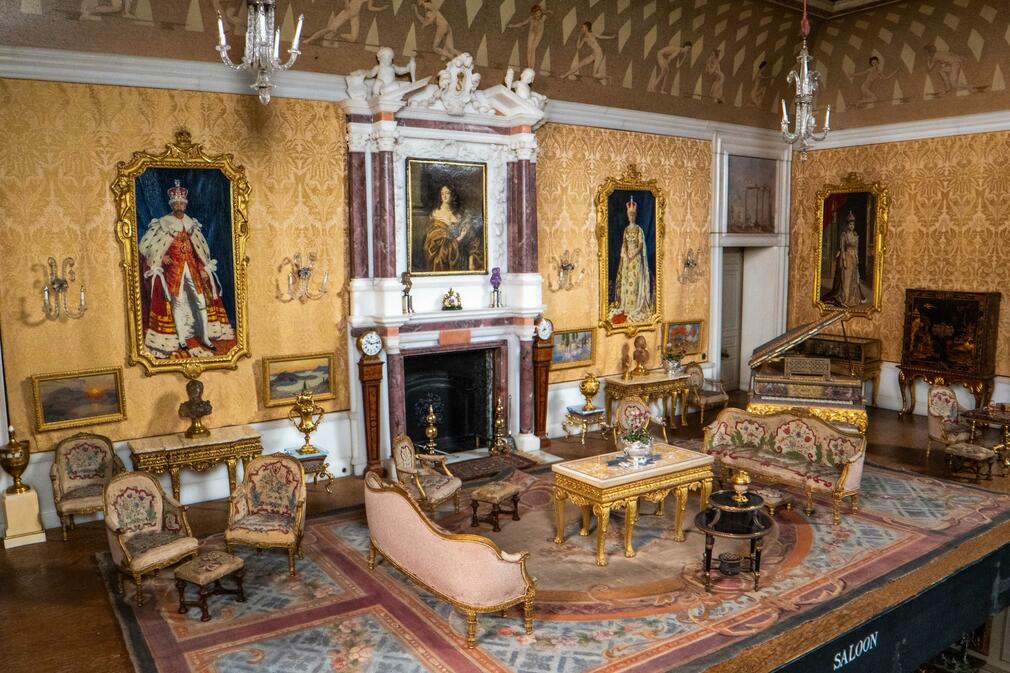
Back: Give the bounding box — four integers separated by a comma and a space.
603, 371, 692, 429
551, 443, 714, 566
128, 425, 262, 501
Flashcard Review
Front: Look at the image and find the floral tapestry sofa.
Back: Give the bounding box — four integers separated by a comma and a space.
703, 408, 867, 524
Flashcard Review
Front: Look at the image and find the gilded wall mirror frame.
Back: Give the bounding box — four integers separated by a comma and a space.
112, 130, 251, 379
813, 172, 889, 318
596, 164, 665, 336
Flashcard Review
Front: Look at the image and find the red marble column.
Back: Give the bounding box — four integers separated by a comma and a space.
519, 338, 534, 434
507, 159, 538, 274
386, 349, 406, 440
372, 150, 397, 278
347, 151, 369, 278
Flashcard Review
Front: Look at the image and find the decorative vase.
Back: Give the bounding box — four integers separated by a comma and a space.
621, 436, 653, 464
663, 359, 682, 376
1, 426, 31, 495
579, 372, 600, 411
731, 470, 751, 503
288, 387, 325, 454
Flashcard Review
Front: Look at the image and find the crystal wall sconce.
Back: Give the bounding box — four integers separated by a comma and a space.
277, 253, 328, 303
547, 249, 585, 292
42, 256, 86, 320
678, 248, 703, 285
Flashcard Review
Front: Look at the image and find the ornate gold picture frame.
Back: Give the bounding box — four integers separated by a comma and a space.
813, 172, 889, 317
551, 328, 596, 370
662, 320, 705, 357
261, 352, 337, 408
596, 164, 665, 336
32, 367, 126, 433
113, 130, 251, 379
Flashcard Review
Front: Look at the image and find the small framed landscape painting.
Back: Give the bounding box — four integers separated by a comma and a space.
32, 367, 126, 432
662, 320, 705, 356
262, 352, 337, 407
552, 329, 596, 370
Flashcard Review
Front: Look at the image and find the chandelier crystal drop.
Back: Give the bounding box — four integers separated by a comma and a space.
216, 0, 304, 105
781, 0, 831, 160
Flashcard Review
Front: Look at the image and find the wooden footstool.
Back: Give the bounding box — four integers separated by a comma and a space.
174, 551, 246, 622
945, 443, 996, 483
470, 482, 522, 532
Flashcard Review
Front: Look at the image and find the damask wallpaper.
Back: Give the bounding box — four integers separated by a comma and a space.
536, 123, 711, 384
788, 130, 1010, 376
0, 78, 349, 450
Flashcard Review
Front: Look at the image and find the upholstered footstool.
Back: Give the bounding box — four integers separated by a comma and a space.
174, 551, 246, 622
945, 443, 996, 483
470, 482, 522, 532
753, 487, 792, 517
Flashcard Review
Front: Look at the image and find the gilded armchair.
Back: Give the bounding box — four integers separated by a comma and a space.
225, 453, 306, 576
612, 396, 668, 447
391, 433, 462, 514
104, 471, 199, 607
927, 384, 971, 456
50, 432, 125, 540
683, 363, 729, 426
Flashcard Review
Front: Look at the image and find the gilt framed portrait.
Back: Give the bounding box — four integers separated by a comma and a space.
596, 164, 665, 335
407, 158, 487, 276
113, 130, 250, 379
261, 352, 337, 407
813, 172, 889, 317
551, 328, 596, 370
32, 367, 126, 432
662, 320, 705, 356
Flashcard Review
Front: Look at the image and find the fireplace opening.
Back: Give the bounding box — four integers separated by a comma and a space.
404, 348, 495, 453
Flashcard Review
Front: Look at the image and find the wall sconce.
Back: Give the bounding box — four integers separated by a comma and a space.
277, 253, 328, 303
42, 256, 86, 320
547, 248, 585, 292
678, 248, 703, 285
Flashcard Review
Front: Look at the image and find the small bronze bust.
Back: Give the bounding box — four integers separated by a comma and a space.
631, 335, 650, 377
179, 379, 212, 438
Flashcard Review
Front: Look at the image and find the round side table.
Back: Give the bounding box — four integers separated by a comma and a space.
694, 490, 775, 592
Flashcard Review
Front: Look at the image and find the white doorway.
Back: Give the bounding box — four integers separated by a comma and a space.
721, 248, 744, 391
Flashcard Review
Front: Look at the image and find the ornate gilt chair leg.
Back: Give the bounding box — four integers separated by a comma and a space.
832, 494, 842, 525
804, 488, 814, 517
133, 574, 145, 607
850, 493, 859, 513
60, 515, 68, 542
367, 541, 377, 570
297, 540, 304, 560
524, 595, 534, 634
69, 514, 75, 530
288, 547, 297, 576
465, 610, 478, 648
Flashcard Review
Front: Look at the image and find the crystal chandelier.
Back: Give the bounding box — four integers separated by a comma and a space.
216, 1, 304, 104
781, 0, 830, 159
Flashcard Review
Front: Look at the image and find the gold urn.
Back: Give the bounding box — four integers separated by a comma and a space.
1, 426, 31, 495
288, 388, 325, 454
731, 469, 751, 504
579, 373, 600, 411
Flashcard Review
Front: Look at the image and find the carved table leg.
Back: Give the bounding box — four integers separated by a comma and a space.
673, 486, 689, 542
700, 477, 713, 509
593, 503, 611, 566
225, 458, 238, 496
169, 467, 182, 502
579, 505, 591, 536
553, 488, 567, 544
623, 497, 638, 558
897, 370, 909, 419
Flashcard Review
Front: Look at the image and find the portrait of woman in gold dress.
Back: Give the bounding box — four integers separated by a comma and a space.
604, 190, 657, 327
407, 159, 487, 275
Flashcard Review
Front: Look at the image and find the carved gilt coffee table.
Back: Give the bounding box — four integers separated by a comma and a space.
552, 443, 714, 566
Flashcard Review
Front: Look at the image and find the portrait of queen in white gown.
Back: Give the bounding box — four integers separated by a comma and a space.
609, 195, 653, 323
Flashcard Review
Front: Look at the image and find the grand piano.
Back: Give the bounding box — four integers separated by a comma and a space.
746, 311, 872, 434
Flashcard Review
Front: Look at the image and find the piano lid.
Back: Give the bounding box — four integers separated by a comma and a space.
748, 310, 849, 370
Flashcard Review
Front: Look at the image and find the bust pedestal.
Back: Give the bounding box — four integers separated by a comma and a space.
3, 489, 46, 549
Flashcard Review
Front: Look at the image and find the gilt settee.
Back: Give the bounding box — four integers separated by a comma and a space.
363, 472, 535, 648
703, 408, 866, 524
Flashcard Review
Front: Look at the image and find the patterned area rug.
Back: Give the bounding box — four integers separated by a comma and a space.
449, 452, 540, 482
100, 464, 1010, 673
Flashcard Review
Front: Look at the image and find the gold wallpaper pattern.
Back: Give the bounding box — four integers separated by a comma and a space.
536, 123, 712, 384
0, 78, 349, 450
788, 130, 1010, 376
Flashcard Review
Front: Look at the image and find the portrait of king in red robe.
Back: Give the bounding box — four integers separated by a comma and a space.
137, 176, 236, 358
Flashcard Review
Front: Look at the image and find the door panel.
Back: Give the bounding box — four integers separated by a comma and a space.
721, 248, 743, 391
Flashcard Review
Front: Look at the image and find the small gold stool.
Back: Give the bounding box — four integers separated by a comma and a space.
561, 406, 610, 447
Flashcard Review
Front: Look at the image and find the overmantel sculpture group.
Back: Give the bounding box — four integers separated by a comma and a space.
343, 47, 547, 119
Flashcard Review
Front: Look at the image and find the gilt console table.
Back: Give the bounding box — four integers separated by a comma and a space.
552, 443, 714, 566
127, 425, 262, 501
603, 371, 691, 429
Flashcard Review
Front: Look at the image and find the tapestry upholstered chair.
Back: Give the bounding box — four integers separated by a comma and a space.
391, 433, 462, 514
682, 363, 730, 426
104, 471, 199, 607
225, 453, 307, 576
612, 396, 668, 447
50, 432, 125, 540
364, 472, 534, 648
927, 384, 972, 456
